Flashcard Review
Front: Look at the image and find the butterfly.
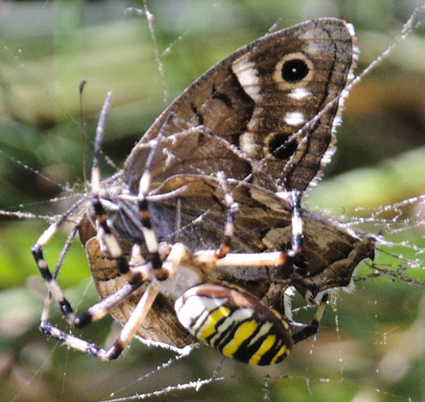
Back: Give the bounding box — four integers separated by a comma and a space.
33, 18, 375, 366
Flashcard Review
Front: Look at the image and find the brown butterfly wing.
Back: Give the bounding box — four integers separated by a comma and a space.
124, 18, 356, 194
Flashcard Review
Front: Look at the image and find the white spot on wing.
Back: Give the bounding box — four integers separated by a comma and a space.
347, 23, 356, 39
232, 56, 261, 102
240, 132, 262, 158
288, 87, 311, 100
284, 111, 305, 126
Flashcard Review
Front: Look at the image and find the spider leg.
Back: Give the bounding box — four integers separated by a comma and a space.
89, 93, 135, 282
136, 166, 163, 273
291, 293, 328, 344
32, 215, 155, 360
286, 190, 303, 261
39, 224, 80, 327
185, 172, 239, 268
215, 172, 238, 259
33, 208, 156, 360
32, 93, 163, 359
32, 93, 131, 323
32, 200, 85, 323
39, 237, 196, 360
191, 190, 329, 348
193, 189, 304, 269
40, 282, 158, 360
132, 112, 178, 280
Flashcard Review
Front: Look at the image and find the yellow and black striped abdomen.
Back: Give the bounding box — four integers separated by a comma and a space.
175, 283, 293, 365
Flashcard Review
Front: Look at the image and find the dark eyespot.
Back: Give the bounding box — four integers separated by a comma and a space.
268, 133, 298, 160
281, 59, 309, 83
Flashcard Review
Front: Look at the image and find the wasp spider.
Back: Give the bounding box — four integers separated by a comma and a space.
31, 91, 375, 366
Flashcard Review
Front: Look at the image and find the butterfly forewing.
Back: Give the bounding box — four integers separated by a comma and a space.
124, 18, 357, 195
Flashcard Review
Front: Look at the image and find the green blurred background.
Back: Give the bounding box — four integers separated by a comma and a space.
0, 1, 424, 401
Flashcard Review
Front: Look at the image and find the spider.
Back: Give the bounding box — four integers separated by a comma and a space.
32, 93, 375, 366
32, 19, 376, 365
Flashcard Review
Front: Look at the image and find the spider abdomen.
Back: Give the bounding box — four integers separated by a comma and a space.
175, 283, 293, 365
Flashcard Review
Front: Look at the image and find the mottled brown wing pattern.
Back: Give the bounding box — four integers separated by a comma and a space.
124, 19, 356, 194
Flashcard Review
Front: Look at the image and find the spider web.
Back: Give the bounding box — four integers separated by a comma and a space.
0, 1, 424, 402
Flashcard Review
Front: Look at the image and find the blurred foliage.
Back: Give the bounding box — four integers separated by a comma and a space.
0, 1, 424, 401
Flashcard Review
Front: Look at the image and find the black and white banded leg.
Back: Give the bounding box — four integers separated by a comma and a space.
191, 189, 329, 346
194, 189, 305, 270
31, 94, 177, 360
